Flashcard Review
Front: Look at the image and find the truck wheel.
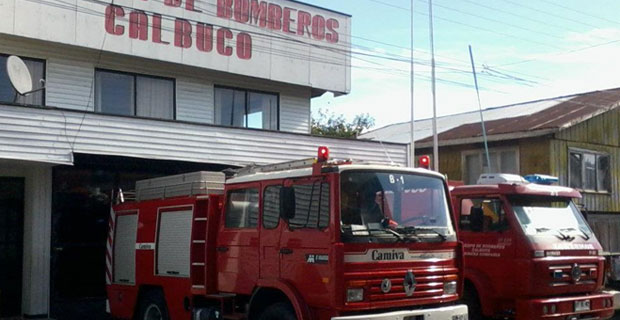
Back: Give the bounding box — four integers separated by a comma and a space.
136, 290, 170, 320
257, 302, 297, 320
463, 286, 485, 320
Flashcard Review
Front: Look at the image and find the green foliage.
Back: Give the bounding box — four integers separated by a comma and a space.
311, 109, 375, 138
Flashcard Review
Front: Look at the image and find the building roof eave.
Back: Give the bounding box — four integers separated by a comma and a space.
414, 128, 558, 149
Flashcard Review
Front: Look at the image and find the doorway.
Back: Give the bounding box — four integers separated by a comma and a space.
0, 177, 25, 318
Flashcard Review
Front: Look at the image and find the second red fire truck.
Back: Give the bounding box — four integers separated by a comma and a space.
450, 173, 614, 320
106, 147, 468, 320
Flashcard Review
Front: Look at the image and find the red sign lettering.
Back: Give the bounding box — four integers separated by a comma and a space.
105, 5, 125, 36
217, 28, 234, 56
129, 11, 148, 41
175, 18, 193, 48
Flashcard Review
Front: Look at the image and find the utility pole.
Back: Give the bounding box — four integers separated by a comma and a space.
409, 0, 416, 167
429, 0, 439, 171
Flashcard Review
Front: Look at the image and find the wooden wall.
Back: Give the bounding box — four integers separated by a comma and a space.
551, 108, 620, 213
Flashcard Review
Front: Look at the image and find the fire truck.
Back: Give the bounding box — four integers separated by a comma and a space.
105, 147, 468, 320
450, 173, 615, 320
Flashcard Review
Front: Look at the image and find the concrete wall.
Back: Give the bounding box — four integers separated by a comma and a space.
0, 162, 52, 317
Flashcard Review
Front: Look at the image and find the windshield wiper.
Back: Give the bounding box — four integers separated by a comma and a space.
342, 226, 415, 243
560, 227, 590, 241
396, 226, 446, 242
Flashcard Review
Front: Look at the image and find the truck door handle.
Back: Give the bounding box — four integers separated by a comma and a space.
279, 248, 293, 255
216, 246, 229, 252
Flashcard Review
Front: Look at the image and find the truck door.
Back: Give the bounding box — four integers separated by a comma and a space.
259, 183, 284, 279
457, 196, 516, 301
216, 185, 260, 294
279, 178, 332, 307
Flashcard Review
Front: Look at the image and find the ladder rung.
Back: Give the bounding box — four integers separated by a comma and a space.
192, 262, 205, 266
192, 285, 205, 289
194, 217, 207, 221
193, 240, 206, 244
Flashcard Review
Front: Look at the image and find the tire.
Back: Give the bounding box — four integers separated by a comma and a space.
462, 285, 486, 320
135, 289, 170, 320
257, 302, 297, 320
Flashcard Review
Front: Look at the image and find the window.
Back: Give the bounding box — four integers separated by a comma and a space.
214, 87, 278, 130
225, 188, 259, 228
95, 70, 174, 120
287, 182, 330, 229
569, 149, 610, 192
459, 198, 507, 232
263, 185, 281, 229
0, 55, 45, 105
463, 149, 518, 184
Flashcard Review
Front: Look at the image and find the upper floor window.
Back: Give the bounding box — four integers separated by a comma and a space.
569, 149, 610, 192
463, 148, 518, 185
0, 55, 45, 105
214, 86, 278, 130
95, 70, 174, 120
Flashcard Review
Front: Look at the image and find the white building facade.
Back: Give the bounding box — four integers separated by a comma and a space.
0, 1, 407, 318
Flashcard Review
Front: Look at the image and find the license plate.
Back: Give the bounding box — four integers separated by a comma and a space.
574, 299, 591, 312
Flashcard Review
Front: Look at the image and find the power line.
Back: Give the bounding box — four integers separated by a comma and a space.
538, 0, 620, 27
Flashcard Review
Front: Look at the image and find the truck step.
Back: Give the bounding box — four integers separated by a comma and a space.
205, 293, 236, 299
222, 313, 246, 320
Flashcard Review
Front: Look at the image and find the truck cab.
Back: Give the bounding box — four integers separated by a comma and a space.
450, 174, 614, 320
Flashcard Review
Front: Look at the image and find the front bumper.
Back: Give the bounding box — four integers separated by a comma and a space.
331, 304, 468, 320
515, 292, 615, 320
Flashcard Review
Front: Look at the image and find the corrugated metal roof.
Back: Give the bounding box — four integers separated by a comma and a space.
359, 88, 620, 144
418, 88, 620, 143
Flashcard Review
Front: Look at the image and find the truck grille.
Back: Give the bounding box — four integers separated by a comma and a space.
346, 267, 458, 303
549, 263, 598, 286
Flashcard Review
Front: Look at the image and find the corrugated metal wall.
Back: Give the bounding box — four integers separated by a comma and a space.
550, 108, 620, 212
0, 104, 407, 166
0, 34, 311, 134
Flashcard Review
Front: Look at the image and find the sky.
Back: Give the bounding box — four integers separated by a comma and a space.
307, 0, 620, 135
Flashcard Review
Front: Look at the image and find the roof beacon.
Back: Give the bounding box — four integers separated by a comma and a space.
523, 174, 559, 185
317, 146, 330, 162
418, 155, 431, 169
477, 173, 527, 185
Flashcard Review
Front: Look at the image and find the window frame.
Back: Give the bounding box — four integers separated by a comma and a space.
214, 85, 280, 131
285, 180, 330, 231
94, 68, 176, 120
461, 147, 520, 184
568, 148, 611, 193
0, 53, 46, 105
262, 184, 282, 230
224, 186, 260, 229
459, 196, 509, 233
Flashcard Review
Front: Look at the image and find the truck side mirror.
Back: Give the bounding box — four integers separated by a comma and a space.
470, 207, 484, 232
279, 187, 296, 220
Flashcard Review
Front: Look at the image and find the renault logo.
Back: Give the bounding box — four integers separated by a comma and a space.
571, 264, 582, 282
380, 278, 392, 293
403, 270, 416, 297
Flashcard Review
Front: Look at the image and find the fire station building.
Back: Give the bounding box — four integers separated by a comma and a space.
0, 1, 407, 318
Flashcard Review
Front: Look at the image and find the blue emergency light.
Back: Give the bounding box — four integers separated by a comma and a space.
523, 174, 559, 185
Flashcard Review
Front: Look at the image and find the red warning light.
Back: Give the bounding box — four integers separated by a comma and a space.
317, 146, 330, 162
418, 155, 431, 169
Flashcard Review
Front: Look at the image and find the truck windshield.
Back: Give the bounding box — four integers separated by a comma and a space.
340, 171, 454, 242
510, 196, 593, 237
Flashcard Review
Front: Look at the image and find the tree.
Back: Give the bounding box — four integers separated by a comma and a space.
311, 109, 375, 138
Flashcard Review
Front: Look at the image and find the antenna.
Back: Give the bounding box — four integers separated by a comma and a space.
468, 45, 492, 173
7, 55, 45, 103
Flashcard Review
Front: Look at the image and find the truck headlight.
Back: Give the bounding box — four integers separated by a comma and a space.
346, 288, 364, 302
444, 281, 458, 295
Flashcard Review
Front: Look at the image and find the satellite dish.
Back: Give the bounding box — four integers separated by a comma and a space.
7, 55, 33, 95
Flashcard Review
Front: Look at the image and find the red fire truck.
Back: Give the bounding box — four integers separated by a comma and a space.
105, 148, 468, 320
450, 174, 614, 320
